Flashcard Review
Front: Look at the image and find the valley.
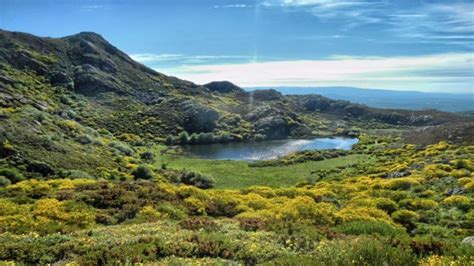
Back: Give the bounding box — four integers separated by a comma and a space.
0, 29, 473, 265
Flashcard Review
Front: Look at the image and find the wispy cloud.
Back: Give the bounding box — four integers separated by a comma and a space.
130, 53, 184, 63
81, 5, 104, 10
262, 0, 474, 47
387, 3, 474, 47
131, 53, 272, 65
158, 53, 474, 93
213, 4, 252, 8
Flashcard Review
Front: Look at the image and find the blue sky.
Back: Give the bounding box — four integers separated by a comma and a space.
0, 0, 473, 93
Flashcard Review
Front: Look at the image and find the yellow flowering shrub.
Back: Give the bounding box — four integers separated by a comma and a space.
384, 177, 422, 190
33, 198, 69, 221
241, 193, 271, 210
442, 195, 470, 209
337, 206, 391, 224
406, 199, 439, 210
136, 205, 166, 222
457, 177, 473, 186
419, 255, 471, 266
241, 186, 276, 198
184, 196, 207, 215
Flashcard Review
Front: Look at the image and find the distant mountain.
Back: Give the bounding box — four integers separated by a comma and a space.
245, 87, 474, 112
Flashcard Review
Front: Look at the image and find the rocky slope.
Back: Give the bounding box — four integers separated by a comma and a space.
0, 29, 470, 147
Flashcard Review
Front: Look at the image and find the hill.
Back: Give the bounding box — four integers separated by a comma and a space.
0, 30, 473, 265
247, 86, 474, 112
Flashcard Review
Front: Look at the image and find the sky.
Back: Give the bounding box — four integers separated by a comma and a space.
0, 0, 473, 93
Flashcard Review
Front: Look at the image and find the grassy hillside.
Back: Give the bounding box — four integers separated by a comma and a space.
0, 30, 473, 265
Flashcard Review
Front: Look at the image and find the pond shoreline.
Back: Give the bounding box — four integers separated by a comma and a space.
179, 137, 359, 161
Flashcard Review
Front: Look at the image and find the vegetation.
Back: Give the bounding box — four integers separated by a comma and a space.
0, 29, 472, 264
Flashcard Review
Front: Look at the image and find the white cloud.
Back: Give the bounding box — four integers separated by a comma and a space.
131, 53, 263, 65
263, 1, 474, 46
130, 53, 184, 62
158, 53, 474, 93
81, 5, 104, 10
213, 4, 252, 8
387, 3, 474, 47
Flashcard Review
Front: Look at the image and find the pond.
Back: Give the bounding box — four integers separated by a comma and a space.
181, 137, 359, 161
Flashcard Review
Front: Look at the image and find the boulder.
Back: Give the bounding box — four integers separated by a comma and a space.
255, 115, 291, 139
73, 64, 122, 95
204, 81, 244, 94
180, 100, 219, 133
384, 171, 411, 179
50, 70, 74, 88
446, 187, 466, 196
462, 237, 474, 247
27, 161, 54, 176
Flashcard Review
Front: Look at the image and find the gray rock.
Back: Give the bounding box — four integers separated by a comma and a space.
384, 171, 411, 178
180, 100, 219, 133
462, 236, 474, 246
446, 187, 466, 196
255, 115, 290, 140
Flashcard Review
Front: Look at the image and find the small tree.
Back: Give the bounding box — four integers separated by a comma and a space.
0, 168, 25, 184
140, 151, 154, 162
189, 133, 199, 144
165, 135, 175, 146
131, 165, 154, 180
178, 131, 190, 144
180, 170, 215, 189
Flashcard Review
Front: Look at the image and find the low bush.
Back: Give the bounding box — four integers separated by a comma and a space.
442, 195, 471, 212
76, 134, 94, 144
334, 220, 405, 237
0, 176, 11, 187
0, 168, 25, 183
140, 151, 154, 161
131, 165, 154, 180
109, 141, 134, 156
180, 171, 215, 189
392, 210, 420, 229
179, 217, 219, 231
375, 198, 398, 214
310, 236, 417, 265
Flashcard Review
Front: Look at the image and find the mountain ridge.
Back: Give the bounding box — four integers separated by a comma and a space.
246, 86, 474, 112
0, 29, 470, 147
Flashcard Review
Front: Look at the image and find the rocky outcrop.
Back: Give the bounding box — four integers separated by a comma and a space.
244, 105, 309, 139
73, 64, 124, 95
462, 237, 474, 247
204, 81, 244, 94
179, 100, 219, 133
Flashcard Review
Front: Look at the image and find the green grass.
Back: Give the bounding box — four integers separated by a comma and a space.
152, 146, 371, 189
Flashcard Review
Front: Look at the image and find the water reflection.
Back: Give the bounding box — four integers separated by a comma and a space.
182, 137, 359, 161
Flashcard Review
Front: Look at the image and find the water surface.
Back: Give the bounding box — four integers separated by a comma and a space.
182, 137, 358, 161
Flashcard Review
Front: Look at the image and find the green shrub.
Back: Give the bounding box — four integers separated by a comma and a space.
197, 132, 215, 144
76, 134, 94, 144
165, 135, 175, 145
179, 217, 219, 231
392, 210, 420, 229
131, 165, 154, 180
180, 171, 215, 189
61, 170, 94, 179
140, 151, 154, 161
306, 236, 417, 266
178, 131, 189, 144
156, 203, 187, 220
0, 176, 11, 187
375, 198, 398, 214
334, 221, 406, 237
189, 133, 199, 144
109, 141, 134, 156
0, 168, 25, 183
